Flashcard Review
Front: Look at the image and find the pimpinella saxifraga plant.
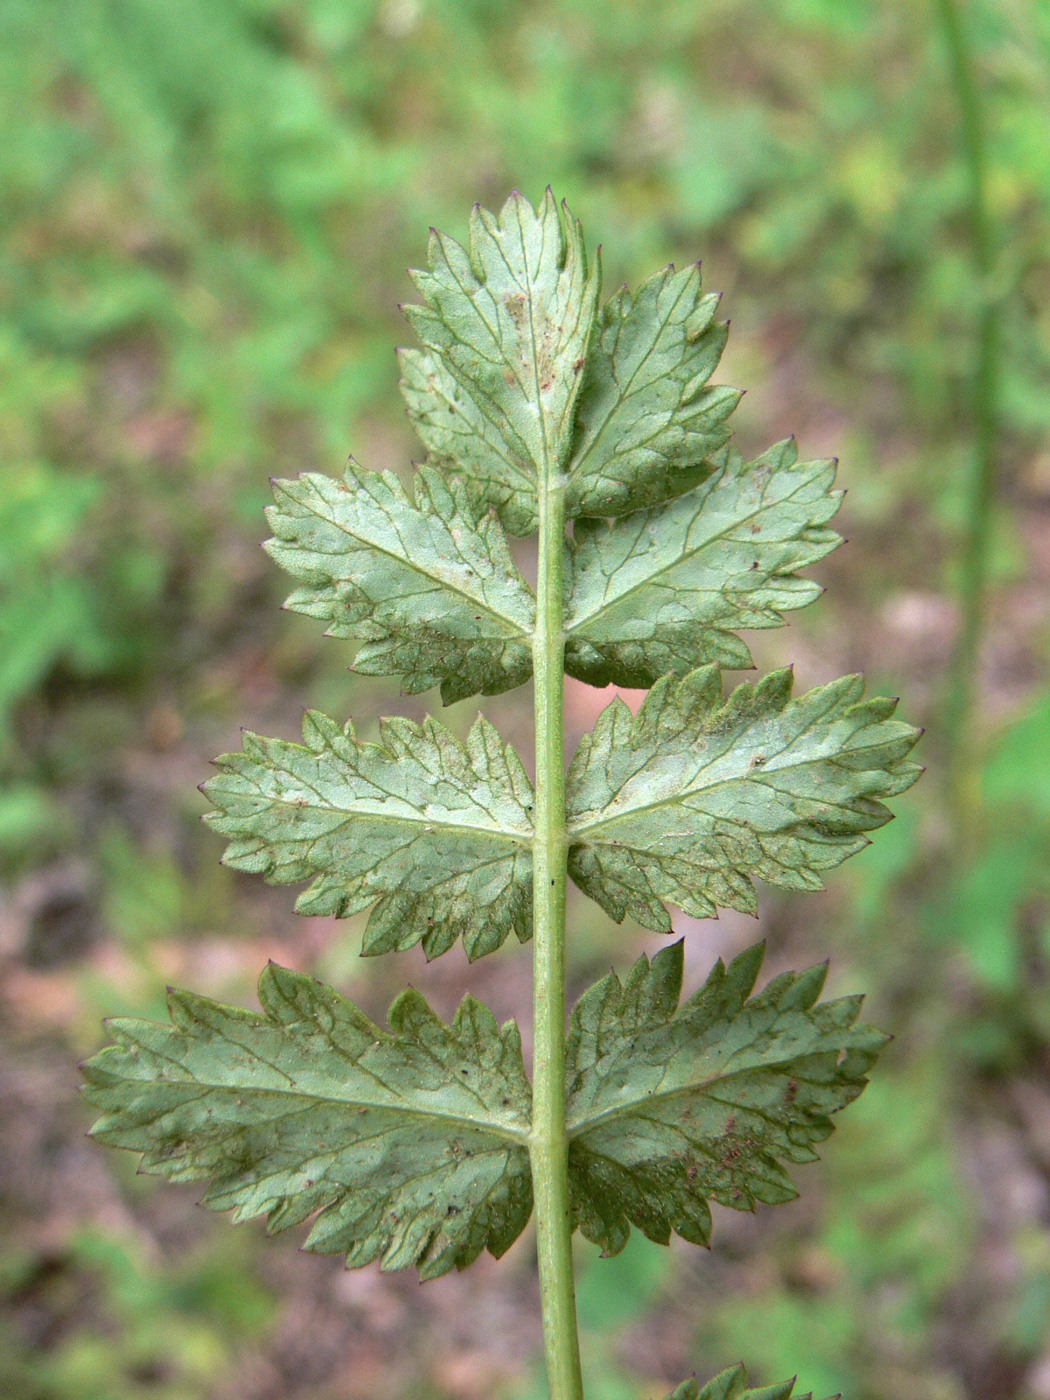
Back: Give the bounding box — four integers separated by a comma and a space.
82, 192, 921, 1400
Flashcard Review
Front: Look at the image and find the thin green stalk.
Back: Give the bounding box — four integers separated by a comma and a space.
530, 468, 583, 1400
935, 0, 1000, 846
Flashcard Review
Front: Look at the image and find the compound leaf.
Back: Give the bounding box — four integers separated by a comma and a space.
565, 441, 841, 687
567, 941, 886, 1255
266, 463, 535, 704
566, 667, 921, 930
203, 711, 534, 960
399, 188, 600, 536
82, 966, 533, 1281
667, 1364, 832, 1400
565, 262, 740, 520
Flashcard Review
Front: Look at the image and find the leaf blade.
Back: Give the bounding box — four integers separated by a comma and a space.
400, 189, 600, 535
266, 463, 535, 704
203, 710, 535, 960
565, 441, 842, 687
566, 668, 921, 931
566, 942, 886, 1255
566, 262, 740, 519
667, 1364, 830, 1400
82, 967, 533, 1280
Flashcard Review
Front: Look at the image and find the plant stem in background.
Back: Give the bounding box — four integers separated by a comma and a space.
529, 462, 583, 1400
936, 0, 1001, 847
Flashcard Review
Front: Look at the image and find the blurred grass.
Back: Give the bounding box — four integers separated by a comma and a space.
1, 1, 1050, 1398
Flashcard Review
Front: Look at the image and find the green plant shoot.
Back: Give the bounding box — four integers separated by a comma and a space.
82, 192, 921, 1400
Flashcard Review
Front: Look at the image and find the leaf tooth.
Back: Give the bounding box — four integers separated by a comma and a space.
879, 758, 925, 797
686, 1365, 804, 1400
584, 691, 635, 759
451, 992, 501, 1043
378, 712, 428, 762
681, 328, 730, 401
617, 947, 654, 1013
733, 666, 794, 720
807, 991, 864, 1033
500, 1019, 525, 1058
750, 968, 800, 1008
264, 1189, 328, 1235
643, 940, 686, 1021
305, 1199, 377, 1260
417, 1232, 468, 1282
224, 1193, 274, 1228
695, 382, 742, 421
566, 964, 623, 1058
664, 1377, 701, 1400
675, 664, 725, 723
745, 1382, 800, 1400
843, 687, 901, 722
705, 867, 760, 915
838, 719, 920, 770
721, 941, 766, 1011
295, 877, 365, 920
238, 729, 270, 764
431, 224, 476, 296
633, 671, 677, 742
818, 672, 870, 716
166, 986, 257, 1036
697, 1365, 747, 1400
776, 961, 829, 1012
382, 1212, 439, 1275
685, 285, 722, 340
387, 985, 439, 1038
461, 922, 498, 962
257, 961, 313, 1024
300, 709, 342, 754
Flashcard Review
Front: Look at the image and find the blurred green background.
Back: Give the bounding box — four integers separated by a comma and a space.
2, 1, 1050, 1397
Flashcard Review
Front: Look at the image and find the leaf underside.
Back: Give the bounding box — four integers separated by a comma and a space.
199, 197, 920, 962
399, 188, 600, 537
565, 260, 740, 519
567, 941, 886, 1257
667, 1362, 835, 1400
83, 948, 882, 1279
564, 439, 841, 687
566, 666, 922, 931
269, 190, 839, 712
87, 189, 913, 1369
266, 462, 535, 705
200, 667, 919, 959
82, 964, 533, 1281
202, 710, 534, 960
399, 191, 741, 536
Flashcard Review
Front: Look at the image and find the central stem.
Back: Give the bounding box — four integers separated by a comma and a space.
530, 469, 583, 1400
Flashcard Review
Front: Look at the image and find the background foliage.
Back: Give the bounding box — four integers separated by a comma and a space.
1, 1, 1049, 1398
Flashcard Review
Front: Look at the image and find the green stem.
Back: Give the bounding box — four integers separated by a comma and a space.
935, 0, 1000, 848
530, 471, 583, 1400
